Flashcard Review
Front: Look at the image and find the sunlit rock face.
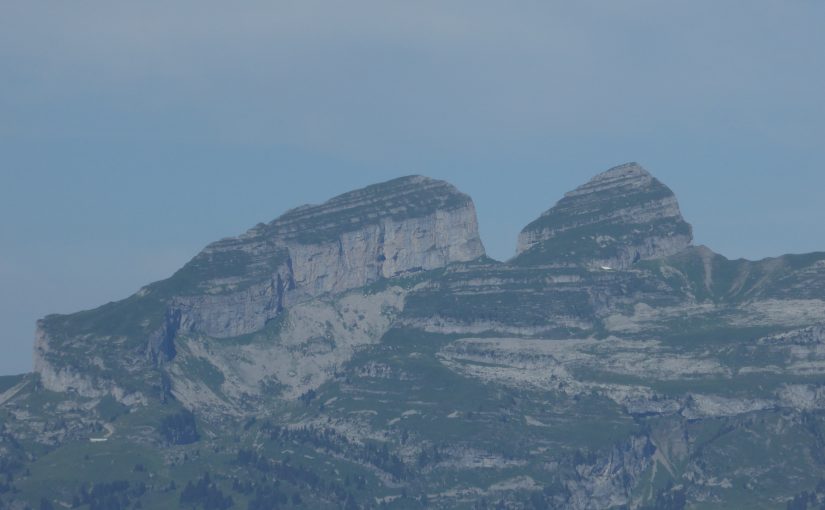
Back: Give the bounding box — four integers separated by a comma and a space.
33, 175, 486, 396
165, 175, 486, 339
21, 164, 825, 509
515, 162, 693, 268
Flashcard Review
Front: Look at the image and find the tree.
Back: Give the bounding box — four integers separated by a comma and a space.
160, 409, 199, 445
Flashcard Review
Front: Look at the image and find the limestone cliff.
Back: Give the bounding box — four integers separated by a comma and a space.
161, 175, 485, 340
16, 165, 825, 510
33, 175, 485, 396
514, 162, 693, 268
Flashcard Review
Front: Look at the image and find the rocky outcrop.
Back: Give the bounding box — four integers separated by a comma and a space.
33, 324, 109, 398
34, 175, 485, 398
18, 164, 825, 510
34, 323, 146, 405
158, 175, 485, 340
759, 324, 825, 345
284, 204, 483, 296
778, 384, 825, 410
566, 435, 656, 510
168, 285, 408, 416
514, 163, 693, 268
165, 274, 289, 341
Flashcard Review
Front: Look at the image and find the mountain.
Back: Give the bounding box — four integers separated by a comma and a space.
515, 163, 692, 268
3, 164, 825, 509
33, 175, 485, 406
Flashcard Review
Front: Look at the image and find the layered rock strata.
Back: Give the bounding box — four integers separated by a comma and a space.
515, 162, 693, 268
34, 175, 485, 395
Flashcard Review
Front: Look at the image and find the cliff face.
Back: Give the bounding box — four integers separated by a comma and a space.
514, 163, 693, 268
164, 175, 484, 340
15, 164, 825, 510
285, 202, 483, 295
33, 175, 485, 396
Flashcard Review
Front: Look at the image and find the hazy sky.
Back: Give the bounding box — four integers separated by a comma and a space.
2, 1, 824, 375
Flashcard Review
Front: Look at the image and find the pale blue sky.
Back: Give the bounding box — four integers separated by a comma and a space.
2, 1, 824, 375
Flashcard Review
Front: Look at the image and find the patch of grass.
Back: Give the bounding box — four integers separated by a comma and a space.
179, 355, 225, 396
95, 395, 128, 423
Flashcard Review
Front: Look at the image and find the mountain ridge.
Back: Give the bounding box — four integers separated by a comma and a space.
34, 173, 486, 401
5, 163, 825, 509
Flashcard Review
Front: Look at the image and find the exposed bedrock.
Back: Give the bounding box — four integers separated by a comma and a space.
515, 162, 693, 268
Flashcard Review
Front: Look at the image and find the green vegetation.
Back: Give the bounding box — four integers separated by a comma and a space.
520, 180, 676, 236
514, 218, 692, 267
160, 409, 199, 445
179, 472, 233, 510
42, 292, 165, 346
267, 175, 472, 244
7, 171, 825, 509
0, 375, 24, 394
95, 395, 128, 423
646, 247, 825, 303
154, 245, 289, 297
179, 355, 226, 396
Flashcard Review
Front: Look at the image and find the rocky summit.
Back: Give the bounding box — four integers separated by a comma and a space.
515, 163, 693, 268
3, 164, 825, 509
33, 175, 484, 403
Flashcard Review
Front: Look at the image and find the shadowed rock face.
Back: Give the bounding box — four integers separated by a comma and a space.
514, 162, 693, 268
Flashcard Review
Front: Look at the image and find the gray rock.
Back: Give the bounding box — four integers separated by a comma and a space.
19, 164, 825, 510
515, 162, 693, 268
163, 176, 484, 340
34, 175, 486, 398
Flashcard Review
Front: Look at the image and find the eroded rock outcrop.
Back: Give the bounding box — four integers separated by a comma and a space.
34, 175, 485, 396
18, 163, 825, 510
158, 175, 484, 340
514, 162, 693, 268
